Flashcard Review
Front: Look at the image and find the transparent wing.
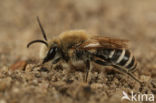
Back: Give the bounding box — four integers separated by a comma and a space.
75, 36, 128, 50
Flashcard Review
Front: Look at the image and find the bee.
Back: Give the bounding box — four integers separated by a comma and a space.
27, 17, 142, 84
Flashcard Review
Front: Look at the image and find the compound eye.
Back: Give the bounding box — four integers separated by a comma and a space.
42, 47, 57, 64
48, 47, 57, 58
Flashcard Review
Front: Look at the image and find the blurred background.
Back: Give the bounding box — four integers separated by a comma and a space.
0, 0, 156, 103
0, 0, 156, 67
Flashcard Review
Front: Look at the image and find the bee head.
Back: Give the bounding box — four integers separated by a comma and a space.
42, 42, 62, 64
27, 17, 62, 64
42, 46, 57, 64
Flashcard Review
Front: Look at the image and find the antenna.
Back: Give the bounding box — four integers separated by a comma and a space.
36, 16, 48, 41
27, 40, 48, 48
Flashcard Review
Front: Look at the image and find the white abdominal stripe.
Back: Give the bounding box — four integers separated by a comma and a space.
108, 49, 136, 71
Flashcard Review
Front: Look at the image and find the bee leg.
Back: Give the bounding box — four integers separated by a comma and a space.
112, 65, 143, 85
94, 60, 143, 85
84, 60, 90, 82
127, 72, 144, 85
94, 60, 112, 66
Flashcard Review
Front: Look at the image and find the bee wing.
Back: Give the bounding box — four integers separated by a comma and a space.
76, 36, 129, 49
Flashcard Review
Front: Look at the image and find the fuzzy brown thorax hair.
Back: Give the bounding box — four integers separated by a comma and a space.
40, 30, 89, 59
59, 30, 89, 49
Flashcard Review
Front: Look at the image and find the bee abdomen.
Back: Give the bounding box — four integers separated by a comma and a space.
96, 49, 137, 71
110, 49, 137, 71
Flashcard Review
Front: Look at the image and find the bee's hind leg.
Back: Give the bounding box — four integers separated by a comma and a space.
94, 60, 143, 85
112, 65, 143, 85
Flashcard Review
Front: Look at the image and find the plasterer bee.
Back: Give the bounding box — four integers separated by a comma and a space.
27, 17, 142, 84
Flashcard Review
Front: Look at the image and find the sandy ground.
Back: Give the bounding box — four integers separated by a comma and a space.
0, 0, 156, 103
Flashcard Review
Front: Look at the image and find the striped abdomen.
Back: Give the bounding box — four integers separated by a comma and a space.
96, 49, 137, 71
